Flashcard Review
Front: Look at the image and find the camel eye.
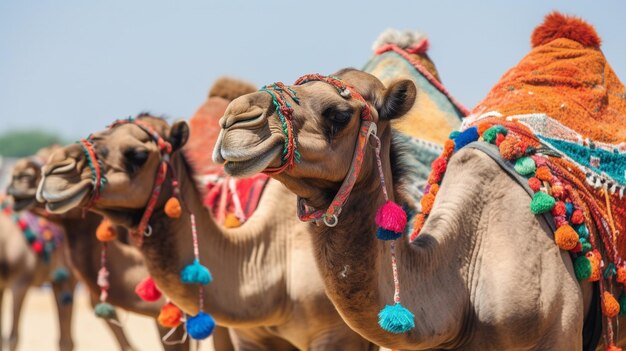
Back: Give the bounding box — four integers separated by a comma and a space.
322, 107, 354, 126
124, 148, 149, 171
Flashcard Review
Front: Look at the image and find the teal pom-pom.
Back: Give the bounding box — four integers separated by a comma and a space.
579, 237, 592, 253
52, 267, 70, 283
574, 256, 592, 281
60, 291, 73, 305
186, 311, 215, 340
94, 302, 116, 319
378, 303, 415, 334
180, 259, 212, 285
23, 228, 36, 243
449, 131, 460, 139
514, 156, 536, 176
376, 228, 402, 241
620, 295, 626, 316
565, 202, 574, 219
575, 224, 589, 239
530, 192, 555, 214
482, 125, 508, 144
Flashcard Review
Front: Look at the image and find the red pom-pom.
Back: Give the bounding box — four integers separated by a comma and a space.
18, 220, 28, 231
158, 302, 183, 328
32, 240, 43, 253
531, 12, 601, 49
572, 242, 583, 253
428, 157, 447, 184
135, 276, 162, 302
375, 201, 407, 233
420, 193, 435, 215
606, 345, 622, 351
495, 133, 505, 147
551, 201, 566, 216
528, 177, 542, 192
617, 266, 626, 284
571, 209, 584, 225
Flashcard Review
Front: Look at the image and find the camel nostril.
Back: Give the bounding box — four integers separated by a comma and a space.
46, 159, 76, 176
223, 106, 267, 129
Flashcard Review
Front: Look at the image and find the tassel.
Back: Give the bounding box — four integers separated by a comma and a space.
96, 219, 118, 241
375, 201, 407, 241
158, 302, 183, 328
165, 197, 182, 218
135, 276, 162, 302
32, 240, 43, 254
224, 213, 242, 228
186, 311, 215, 340
378, 303, 415, 334
602, 291, 620, 318
51, 267, 70, 283
94, 302, 117, 319
180, 259, 212, 285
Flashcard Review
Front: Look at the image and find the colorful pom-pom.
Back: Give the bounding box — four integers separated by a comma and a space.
94, 302, 117, 319
514, 156, 536, 176
420, 193, 435, 215
606, 345, 623, 351
551, 183, 565, 198
554, 225, 579, 251
165, 197, 182, 219
528, 177, 542, 192
224, 213, 242, 228
482, 125, 508, 144
186, 311, 216, 340
158, 302, 183, 328
587, 251, 601, 282
442, 140, 455, 158
32, 240, 43, 254
180, 259, 212, 285
616, 266, 626, 285
375, 201, 407, 234
499, 135, 523, 160
575, 224, 589, 239
530, 192, 556, 214
574, 256, 592, 281
377, 228, 402, 241
602, 291, 620, 318
619, 295, 626, 316
135, 276, 162, 302
449, 131, 460, 139
428, 157, 447, 184
96, 219, 117, 241
378, 303, 415, 334
495, 133, 506, 146
52, 267, 70, 283
60, 291, 73, 305
571, 209, 584, 225
551, 201, 566, 216
429, 183, 440, 196
565, 202, 574, 218
535, 166, 552, 182
410, 214, 426, 242
453, 127, 479, 151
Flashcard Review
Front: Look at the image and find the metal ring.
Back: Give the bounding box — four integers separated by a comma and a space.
144, 225, 153, 237
323, 214, 338, 227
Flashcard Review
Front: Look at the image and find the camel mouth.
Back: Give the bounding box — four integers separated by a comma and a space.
223, 143, 283, 178
37, 177, 93, 214
11, 193, 37, 211
213, 127, 285, 177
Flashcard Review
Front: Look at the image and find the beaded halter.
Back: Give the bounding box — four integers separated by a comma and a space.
259, 74, 415, 333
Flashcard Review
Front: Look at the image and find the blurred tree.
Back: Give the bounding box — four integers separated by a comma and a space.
0, 130, 67, 157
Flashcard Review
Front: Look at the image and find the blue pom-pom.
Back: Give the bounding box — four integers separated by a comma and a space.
60, 291, 73, 305
376, 228, 402, 241
94, 302, 116, 319
180, 259, 212, 285
186, 311, 215, 340
565, 202, 574, 219
453, 127, 479, 151
378, 303, 415, 334
52, 267, 70, 283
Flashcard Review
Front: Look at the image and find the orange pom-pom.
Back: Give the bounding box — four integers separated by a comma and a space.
528, 177, 542, 192
165, 197, 182, 219
587, 251, 601, 282
498, 136, 523, 160
535, 166, 552, 182
442, 140, 455, 159
551, 183, 565, 198
410, 214, 426, 242
96, 219, 117, 242
420, 193, 435, 215
606, 345, 623, 351
554, 225, 579, 250
158, 302, 183, 328
571, 209, 584, 225
616, 266, 626, 285
477, 123, 491, 136
602, 291, 620, 318
429, 184, 440, 196
224, 213, 241, 228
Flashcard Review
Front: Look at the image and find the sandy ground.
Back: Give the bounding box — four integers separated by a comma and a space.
1, 285, 215, 351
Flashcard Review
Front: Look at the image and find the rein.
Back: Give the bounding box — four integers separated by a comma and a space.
260, 73, 377, 226
78, 118, 176, 246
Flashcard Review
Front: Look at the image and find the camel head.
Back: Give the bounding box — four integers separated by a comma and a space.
36, 114, 189, 228
8, 145, 61, 212
214, 69, 416, 211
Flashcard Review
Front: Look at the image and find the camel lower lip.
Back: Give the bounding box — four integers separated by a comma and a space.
45, 186, 90, 214
12, 196, 36, 211
223, 144, 282, 177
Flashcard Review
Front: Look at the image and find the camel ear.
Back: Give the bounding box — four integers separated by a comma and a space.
169, 121, 189, 152
379, 79, 417, 121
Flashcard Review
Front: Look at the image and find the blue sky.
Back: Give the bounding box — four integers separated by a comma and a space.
1, 1, 625, 140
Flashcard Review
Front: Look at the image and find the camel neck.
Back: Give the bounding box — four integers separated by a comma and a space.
140, 152, 292, 325
307, 132, 474, 348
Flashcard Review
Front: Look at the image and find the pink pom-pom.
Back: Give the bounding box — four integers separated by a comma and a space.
375, 201, 407, 233
135, 276, 162, 302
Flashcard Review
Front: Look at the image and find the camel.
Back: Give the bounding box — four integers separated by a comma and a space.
33, 35, 465, 350
7, 145, 190, 351
0, 202, 76, 351
211, 14, 626, 350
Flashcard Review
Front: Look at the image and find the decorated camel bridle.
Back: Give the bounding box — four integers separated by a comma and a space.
78, 118, 216, 341
259, 74, 416, 334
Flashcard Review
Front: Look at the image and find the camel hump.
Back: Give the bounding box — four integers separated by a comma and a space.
208, 77, 257, 101
531, 12, 601, 49
371, 29, 429, 54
